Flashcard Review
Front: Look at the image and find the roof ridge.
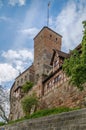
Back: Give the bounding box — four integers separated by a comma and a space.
34, 26, 62, 40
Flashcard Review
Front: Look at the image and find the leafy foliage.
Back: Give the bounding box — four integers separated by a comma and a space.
0, 122, 5, 126
22, 81, 34, 93
21, 94, 38, 115
81, 21, 86, 64
63, 21, 86, 90
63, 50, 80, 77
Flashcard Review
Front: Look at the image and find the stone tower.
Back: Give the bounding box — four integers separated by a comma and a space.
34, 26, 62, 83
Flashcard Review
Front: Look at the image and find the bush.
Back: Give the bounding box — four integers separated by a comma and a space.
0, 122, 5, 126
21, 95, 38, 115
22, 81, 34, 93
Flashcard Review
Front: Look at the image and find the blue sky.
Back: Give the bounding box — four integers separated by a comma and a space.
0, 0, 86, 88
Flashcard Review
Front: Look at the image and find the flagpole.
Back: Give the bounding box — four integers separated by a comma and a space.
47, 1, 50, 27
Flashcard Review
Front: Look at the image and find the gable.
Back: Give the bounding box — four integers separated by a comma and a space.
50, 49, 69, 66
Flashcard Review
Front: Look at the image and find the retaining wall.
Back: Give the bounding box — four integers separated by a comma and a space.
1, 108, 86, 130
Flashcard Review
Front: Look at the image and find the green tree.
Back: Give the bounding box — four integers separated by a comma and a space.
63, 50, 80, 77
21, 94, 38, 115
63, 21, 86, 90
81, 21, 86, 64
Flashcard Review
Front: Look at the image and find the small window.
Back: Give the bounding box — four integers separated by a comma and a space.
54, 60, 58, 67
50, 34, 52, 37
47, 83, 49, 88
56, 38, 58, 41
25, 75, 27, 80
49, 82, 52, 87
17, 81, 19, 86
47, 82, 52, 89
54, 75, 61, 83
21, 78, 23, 83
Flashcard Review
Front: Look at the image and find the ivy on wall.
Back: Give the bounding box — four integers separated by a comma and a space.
22, 81, 34, 93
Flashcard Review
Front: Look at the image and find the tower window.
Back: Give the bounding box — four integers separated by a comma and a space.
56, 38, 58, 41
50, 34, 52, 37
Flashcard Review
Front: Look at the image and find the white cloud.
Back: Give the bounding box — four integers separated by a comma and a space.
19, 27, 39, 39
51, 0, 86, 52
9, 0, 26, 6
19, 0, 26, 6
2, 49, 33, 61
20, 28, 39, 39
0, 49, 33, 84
0, 63, 18, 84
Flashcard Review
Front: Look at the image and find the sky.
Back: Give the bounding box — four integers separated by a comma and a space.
0, 0, 86, 88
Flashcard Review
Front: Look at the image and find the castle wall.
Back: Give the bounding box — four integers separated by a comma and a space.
15, 65, 34, 90
9, 65, 35, 120
9, 79, 43, 121
9, 27, 84, 122
42, 71, 86, 109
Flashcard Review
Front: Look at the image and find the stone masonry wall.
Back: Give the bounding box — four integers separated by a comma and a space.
42, 69, 86, 109
42, 82, 86, 109
1, 108, 86, 130
34, 27, 62, 82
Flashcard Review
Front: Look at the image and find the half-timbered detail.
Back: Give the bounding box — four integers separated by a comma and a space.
10, 26, 85, 121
